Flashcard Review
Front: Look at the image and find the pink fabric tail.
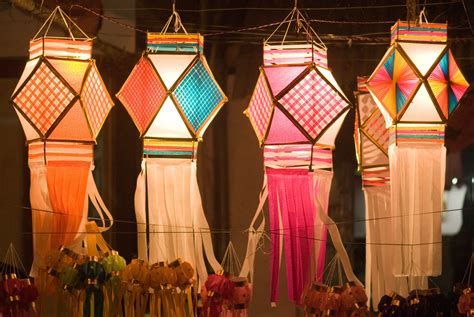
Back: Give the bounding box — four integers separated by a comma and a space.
266, 168, 318, 303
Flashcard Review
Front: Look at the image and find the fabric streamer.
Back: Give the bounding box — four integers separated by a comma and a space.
11, 6, 114, 277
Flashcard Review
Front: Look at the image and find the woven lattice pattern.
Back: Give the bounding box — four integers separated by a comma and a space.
279, 70, 348, 140
117, 57, 166, 134
14, 62, 74, 135
81, 65, 113, 137
364, 111, 389, 150
173, 60, 224, 132
247, 73, 274, 141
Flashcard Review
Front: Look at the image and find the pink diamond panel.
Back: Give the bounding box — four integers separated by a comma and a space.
279, 70, 348, 140
248, 73, 274, 141
81, 65, 113, 137
14, 62, 74, 135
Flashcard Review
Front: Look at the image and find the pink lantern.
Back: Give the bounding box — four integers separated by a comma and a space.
11, 6, 113, 276
242, 5, 360, 305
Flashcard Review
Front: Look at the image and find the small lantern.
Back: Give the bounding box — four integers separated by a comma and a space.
366, 18, 470, 278
116, 7, 226, 284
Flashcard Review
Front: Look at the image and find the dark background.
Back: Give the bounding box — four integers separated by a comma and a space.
0, 0, 473, 315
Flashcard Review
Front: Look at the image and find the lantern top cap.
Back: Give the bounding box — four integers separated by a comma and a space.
390, 20, 447, 44
264, 5, 326, 51
147, 33, 204, 53
33, 6, 92, 42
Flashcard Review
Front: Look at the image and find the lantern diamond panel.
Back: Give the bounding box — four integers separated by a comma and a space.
81, 64, 114, 138
364, 111, 389, 151
279, 70, 348, 141
367, 49, 420, 117
173, 59, 225, 133
13, 61, 75, 135
117, 56, 167, 135
427, 51, 469, 117
247, 72, 274, 142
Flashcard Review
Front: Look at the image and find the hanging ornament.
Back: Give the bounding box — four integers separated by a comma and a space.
116, 2, 226, 284
122, 258, 150, 317
0, 244, 38, 317
10, 6, 114, 277
366, 15, 469, 278
241, 2, 360, 305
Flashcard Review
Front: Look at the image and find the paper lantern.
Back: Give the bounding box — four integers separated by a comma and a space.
366, 20, 470, 278
117, 11, 226, 283
10, 6, 114, 277
241, 6, 360, 305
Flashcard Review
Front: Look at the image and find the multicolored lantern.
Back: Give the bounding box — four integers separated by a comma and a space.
10, 6, 114, 277
242, 6, 358, 305
366, 19, 469, 277
116, 10, 226, 282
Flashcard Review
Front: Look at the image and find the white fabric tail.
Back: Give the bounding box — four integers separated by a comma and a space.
240, 175, 268, 282
313, 170, 362, 285
135, 159, 148, 261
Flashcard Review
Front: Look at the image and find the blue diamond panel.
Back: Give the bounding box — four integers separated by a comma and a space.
173, 60, 224, 132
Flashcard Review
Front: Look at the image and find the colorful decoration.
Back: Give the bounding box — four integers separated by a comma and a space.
0, 244, 38, 317
366, 18, 469, 278
10, 6, 113, 277
242, 4, 359, 305
36, 221, 126, 317
116, 7, 226, 282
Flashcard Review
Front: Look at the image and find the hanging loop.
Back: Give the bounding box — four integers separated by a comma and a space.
161, 0, 188, 34
418, 7, 428, 24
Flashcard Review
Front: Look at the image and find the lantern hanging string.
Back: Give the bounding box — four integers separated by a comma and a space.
67, 4, 470, 42
418, 7, 429, 24
160, 0, 188, 34
34, 5, 91, 40
5, 201, 472, 239
71, 1, 461, 13
263, 2, 326, 50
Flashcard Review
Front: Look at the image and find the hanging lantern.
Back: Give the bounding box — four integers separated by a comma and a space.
366, 18, 469, 278
10, 6, 114, 277
241, 6, 360, 305
116, 8, 226, 283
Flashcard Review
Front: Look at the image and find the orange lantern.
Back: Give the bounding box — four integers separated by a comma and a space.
11, 6, 114, 276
